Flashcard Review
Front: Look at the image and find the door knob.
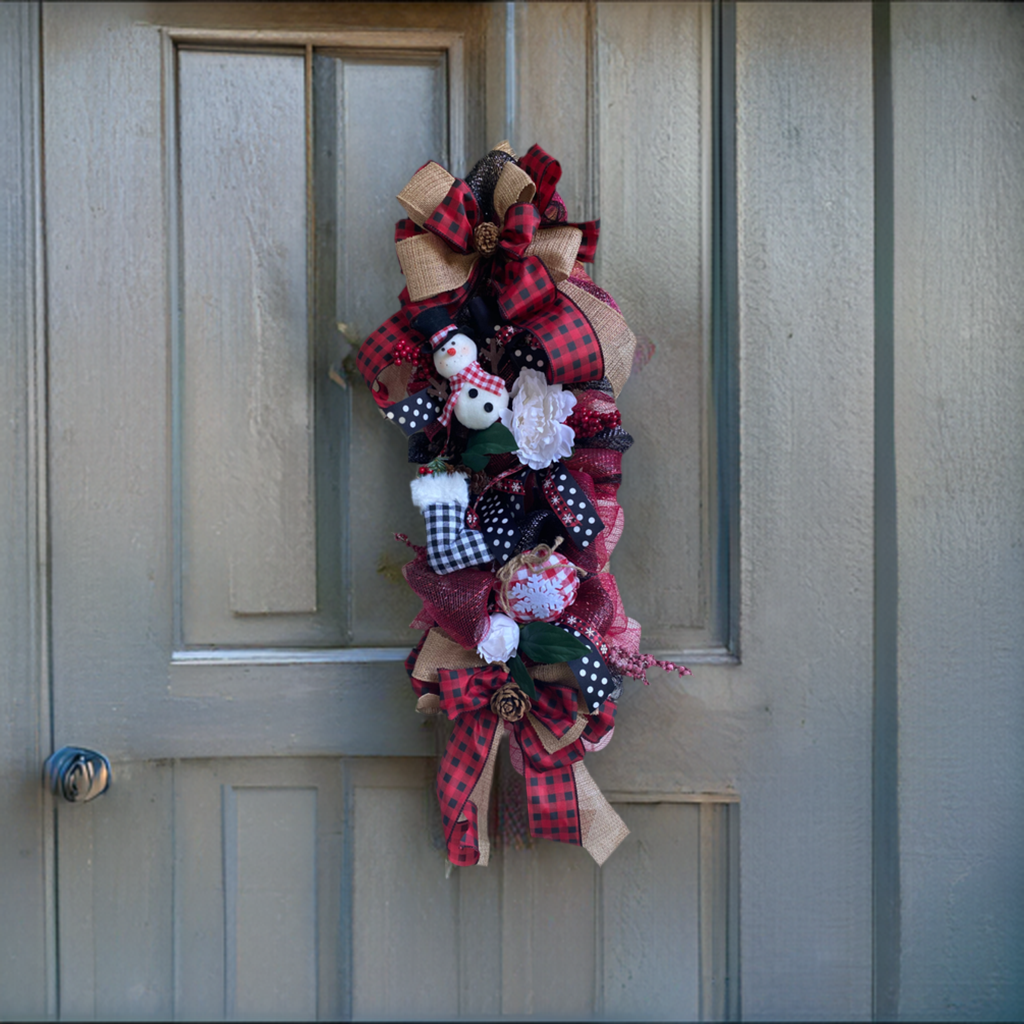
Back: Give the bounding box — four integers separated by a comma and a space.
43, 746, 112, 803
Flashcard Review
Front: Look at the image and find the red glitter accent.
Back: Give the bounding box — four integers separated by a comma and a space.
565, 406, 622, 438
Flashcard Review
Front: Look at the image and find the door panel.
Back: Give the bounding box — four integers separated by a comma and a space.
180, 49, 321, 640
598, 2, 710, 650
313, 48, 451, 646
347, 758, 724, 1022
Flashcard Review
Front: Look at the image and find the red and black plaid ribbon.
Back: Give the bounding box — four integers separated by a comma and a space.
358, 146, 607, 400
435, 665, 587, 866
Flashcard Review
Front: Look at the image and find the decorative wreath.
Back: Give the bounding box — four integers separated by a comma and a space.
356, 142, 689, 868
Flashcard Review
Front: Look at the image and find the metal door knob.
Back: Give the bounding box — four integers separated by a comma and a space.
43, 746, 112, 803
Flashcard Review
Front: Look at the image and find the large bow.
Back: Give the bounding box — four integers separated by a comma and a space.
358, 145, 644, 400
393, 150, 597, 317
415, 632, 627, 868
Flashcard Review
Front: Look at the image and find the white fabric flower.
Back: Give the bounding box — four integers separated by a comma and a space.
500, 367, 576, 471
476, 613, 521, 664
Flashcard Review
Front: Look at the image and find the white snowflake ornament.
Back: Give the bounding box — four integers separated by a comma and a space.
502, 549, 579, 623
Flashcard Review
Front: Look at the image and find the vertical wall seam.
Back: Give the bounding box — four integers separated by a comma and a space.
872, 2, 900, 1019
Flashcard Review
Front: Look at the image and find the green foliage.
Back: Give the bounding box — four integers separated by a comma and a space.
461, 421, 517, 471
518, 621, 588, 664
507, 654, 537, 700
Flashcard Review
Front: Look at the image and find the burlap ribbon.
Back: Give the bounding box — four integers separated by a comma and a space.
395, 159, 584, 309
359, 145, 639, 400
413, 629, 628, 867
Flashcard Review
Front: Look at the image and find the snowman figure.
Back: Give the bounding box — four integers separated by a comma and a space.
414, 309, 509, 431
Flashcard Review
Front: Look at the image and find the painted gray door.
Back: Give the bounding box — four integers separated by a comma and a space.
40, 2, 873, 1021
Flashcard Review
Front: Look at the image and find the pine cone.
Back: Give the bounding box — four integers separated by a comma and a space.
490, 682, 531, 722
474, 221, 500, 257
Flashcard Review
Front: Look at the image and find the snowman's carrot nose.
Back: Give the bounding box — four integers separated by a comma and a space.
447, 347, 457, 356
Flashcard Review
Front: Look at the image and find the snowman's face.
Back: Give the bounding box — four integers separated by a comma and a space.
432, 333, 478, 379
454, 382, 510, 431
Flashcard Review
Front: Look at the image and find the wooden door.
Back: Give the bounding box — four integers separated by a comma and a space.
40, 2, 874, 1021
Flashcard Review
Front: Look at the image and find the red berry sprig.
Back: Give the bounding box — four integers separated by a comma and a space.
392, 338, 431, 369
603, 647, 692, 686
565, 406, 623, 438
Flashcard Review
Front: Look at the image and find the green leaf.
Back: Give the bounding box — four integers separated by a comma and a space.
518, 621, 589, 664
461, 421, 518, 470
508, 654, 537, 700
461, 448, 490, 472
473, 420, 517, 450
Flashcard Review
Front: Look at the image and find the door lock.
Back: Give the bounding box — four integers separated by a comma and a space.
43, 746, 112, 803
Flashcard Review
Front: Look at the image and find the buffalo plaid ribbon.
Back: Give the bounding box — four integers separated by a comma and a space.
357, 146, 605, 400
436, 666, 595, 866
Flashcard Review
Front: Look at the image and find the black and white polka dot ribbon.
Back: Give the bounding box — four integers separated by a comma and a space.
540, 465, 604, 550
474, 488, 527, 563
470, 462, 604, 561
383, 390, 443, 435
557, 626, 617, 712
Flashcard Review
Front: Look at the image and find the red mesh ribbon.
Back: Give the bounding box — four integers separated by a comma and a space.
402, 551, 494, 649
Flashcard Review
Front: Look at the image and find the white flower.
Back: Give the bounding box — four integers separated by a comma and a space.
476, 613, 521, 664
500, 368, 576, 471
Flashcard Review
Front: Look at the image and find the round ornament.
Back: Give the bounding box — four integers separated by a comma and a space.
499, 546, 580, 624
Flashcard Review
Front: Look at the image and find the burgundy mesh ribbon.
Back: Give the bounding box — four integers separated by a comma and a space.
402, 550, 494, 649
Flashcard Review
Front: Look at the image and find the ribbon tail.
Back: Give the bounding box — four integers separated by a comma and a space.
573, 761, 630, 866
465, 723, 504, 867
437, 713, 502, 867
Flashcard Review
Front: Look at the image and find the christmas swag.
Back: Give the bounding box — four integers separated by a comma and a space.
356, 142, 689, 868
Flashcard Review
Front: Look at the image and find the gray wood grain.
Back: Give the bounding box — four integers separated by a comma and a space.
57, 761, 175, 1020
350, 759, 461, 1020
892, 4, 1024, 1018
514, 2, 593, 218
45, 2, 177, 746
227, 787, 319, 1019
597, 2, 708, 650
601, 803, 701, 1020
